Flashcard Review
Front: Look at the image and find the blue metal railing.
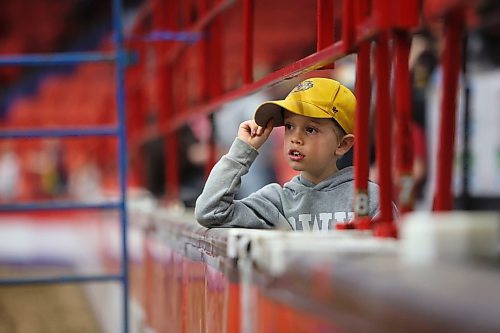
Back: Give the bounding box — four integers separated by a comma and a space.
0, 0, 130, 331
112, 0, 130, 332
0, 52, 116, 66
0, 126, 120, 138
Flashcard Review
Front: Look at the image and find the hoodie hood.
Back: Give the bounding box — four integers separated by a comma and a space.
284, 166, 355, 193
277, 165, 380, 230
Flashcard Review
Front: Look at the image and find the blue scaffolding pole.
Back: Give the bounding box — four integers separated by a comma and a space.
0, 0, 130, 331
112, 0, 130, 331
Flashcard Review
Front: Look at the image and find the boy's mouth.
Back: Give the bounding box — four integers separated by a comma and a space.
288, 149, 304, 161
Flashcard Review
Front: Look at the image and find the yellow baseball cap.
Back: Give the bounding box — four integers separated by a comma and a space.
254, 78, 356, 134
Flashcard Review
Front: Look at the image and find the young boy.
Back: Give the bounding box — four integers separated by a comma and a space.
195, 77, 381, 231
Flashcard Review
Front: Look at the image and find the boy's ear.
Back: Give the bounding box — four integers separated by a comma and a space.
335, 134, 355, 156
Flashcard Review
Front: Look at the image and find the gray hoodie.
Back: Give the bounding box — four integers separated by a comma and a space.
195, 138, 381, 231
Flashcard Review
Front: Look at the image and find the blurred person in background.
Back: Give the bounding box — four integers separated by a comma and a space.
369, 34, 435, 208
423, 24, 500, 210
408, 34, 437, 203
68, 154, 103, 202
142, 117, 208, 208
24, 139, 68, 199
39, 139, 68, 198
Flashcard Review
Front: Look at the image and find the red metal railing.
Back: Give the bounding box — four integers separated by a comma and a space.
242, 0, 254, 83
352, 40, 371, 230
120, 2, 494, 332
434, 9, 465, 211
124, 0, 474, 234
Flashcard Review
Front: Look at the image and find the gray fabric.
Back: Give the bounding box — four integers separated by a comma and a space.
195, 138, 381, 231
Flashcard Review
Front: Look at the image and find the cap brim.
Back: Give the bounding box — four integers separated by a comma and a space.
254, 101, 286, 127
254, 100, 333, 127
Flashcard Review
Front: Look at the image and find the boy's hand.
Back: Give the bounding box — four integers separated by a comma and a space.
238, 119, 273, 150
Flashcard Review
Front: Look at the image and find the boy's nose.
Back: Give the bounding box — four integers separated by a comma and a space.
291, 133, 303, 145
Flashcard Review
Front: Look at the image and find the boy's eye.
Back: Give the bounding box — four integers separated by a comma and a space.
306, 127, 317, 134
284, 123, 293, 130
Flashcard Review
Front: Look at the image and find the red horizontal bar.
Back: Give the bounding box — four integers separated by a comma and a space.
130, 41, 346, 148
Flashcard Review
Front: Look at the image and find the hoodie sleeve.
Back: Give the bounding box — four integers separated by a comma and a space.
195, 138, 289, 229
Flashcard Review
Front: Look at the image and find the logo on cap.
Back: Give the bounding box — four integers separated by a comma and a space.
292, 80, 313, 92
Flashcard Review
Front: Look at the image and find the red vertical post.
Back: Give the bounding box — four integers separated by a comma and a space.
353, 41, 372, 229
374, 32, 396, 237
434, 10, 464, 211
341, 0, 354, 53
317, 0, 334, 69
203, 0, 224, 178
353, 0, 370, 25
164, 74, 180, 202
165, 0, 178, 32
178, 57, 188, 114
181, 0, 193, 27
393, 0, 419, 29
373, 0, 392, 30
126, 25, 147, 188
152, 0, 167, 116
317, 0, 334, 49
207, 0, 224, 99
243, 0, 254, 84
199, 0, 210, 101
198, 0, 216, 180
394, 31, 414, 213
159, 0, 180, 201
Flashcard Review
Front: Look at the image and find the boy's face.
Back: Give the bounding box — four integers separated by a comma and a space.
283, 111, 344, 184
